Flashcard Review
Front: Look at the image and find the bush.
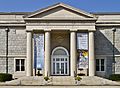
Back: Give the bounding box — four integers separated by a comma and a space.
44, 76, 49, 81
0, 73, 12, 82
75, 76, 82, 81
109, 74, 120, 81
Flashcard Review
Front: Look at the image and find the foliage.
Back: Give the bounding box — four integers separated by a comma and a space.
0, 73, 12, 82
75, 75, 82, 81
44, 76, 49, 81
109, 74, 120, 81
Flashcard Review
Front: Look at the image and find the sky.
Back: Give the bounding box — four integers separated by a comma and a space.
0, 0, 120, 12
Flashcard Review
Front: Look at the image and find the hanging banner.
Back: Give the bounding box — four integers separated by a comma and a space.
77, 33, 88, 69
77, 33, 88, 50
34, 34, 44, 70
78, 50, 88, 69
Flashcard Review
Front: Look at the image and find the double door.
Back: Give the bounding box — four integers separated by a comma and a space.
51, 56, 69, 75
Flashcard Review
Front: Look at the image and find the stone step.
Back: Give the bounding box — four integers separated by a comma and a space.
5, 76, 120, 86
50, 76, 75, 85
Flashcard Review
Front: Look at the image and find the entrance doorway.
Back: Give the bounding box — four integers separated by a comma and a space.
51, 47, 69, 75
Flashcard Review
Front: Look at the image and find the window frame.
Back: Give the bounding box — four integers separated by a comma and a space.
96, 58, 106, 72
14, 58, 25, 72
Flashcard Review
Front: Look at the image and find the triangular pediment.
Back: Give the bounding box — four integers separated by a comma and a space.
25, 3, 95, 19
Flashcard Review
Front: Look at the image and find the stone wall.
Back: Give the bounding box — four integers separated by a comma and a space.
0, 27, 26, 74
51, 31, 70, 52
95, 27, 120, 77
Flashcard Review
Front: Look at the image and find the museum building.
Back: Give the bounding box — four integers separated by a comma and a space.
0, 3, 120, 78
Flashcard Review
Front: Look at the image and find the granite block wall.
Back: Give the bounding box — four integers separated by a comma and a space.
95, 27, 120, 77
0, 27, 26, 74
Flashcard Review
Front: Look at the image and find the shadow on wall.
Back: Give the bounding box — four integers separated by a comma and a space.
94, 29, 120, 78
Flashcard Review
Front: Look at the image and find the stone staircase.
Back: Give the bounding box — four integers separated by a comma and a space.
50, 76, 75, 85
4, 76, 120, 86
80, 76, 119, 85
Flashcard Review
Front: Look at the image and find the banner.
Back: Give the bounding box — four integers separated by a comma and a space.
34, 34, 44, 70
77, 33, 88, 50
77, 33, 88, 69
78, 50, 88, 69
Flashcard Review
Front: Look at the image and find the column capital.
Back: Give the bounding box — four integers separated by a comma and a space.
70, 29, 77, 32
44, 28, 51, 32
88, 29, 96, 32
26, 30, 33, 33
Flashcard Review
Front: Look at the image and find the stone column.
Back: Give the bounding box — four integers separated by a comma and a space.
70, 31, 77, 76
45, 31, 51, 76
26, 31, 33, 76
89, 31, 95, 76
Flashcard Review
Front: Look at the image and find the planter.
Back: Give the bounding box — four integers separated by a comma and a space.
75, 76, 82, 85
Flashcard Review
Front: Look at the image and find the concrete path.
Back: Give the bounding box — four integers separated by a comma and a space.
0, 86, 120, 88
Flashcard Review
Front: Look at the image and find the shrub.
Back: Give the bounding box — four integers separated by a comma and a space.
44, 76, 49, 81
0, 73, 12, 82
109, 74, 120, 81
75, 76, 82, 81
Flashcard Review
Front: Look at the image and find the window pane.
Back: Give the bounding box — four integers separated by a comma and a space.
21, 59, 24, 66
16, 66, 20, 71
96, 66, 99, 71
101, 59, 104, 66
16, 59, 20, 66
21, 59, 25, 71
61, 63, 64, 74
101, 59, 104, 71
21, 66, 25, 71
96, 59, 99, 71
56, 58, 60, 61
96, 59, 99, 66
65, 63, 67, 74
101, 66, 104, 71
16, 59, 20, 71
53, 63, 55, 74
61, 58, 64, 61
56, 63, 59, 74
65, 58, 67, 61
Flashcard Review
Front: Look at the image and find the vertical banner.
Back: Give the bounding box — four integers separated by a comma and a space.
77, 33, 88, 69
34, 34, 44, 70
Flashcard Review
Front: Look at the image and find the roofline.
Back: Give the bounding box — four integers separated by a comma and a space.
91, 12, 120, 15
0, 12, 32, 15
1, 12, 120, 15
24, 2, 95, 18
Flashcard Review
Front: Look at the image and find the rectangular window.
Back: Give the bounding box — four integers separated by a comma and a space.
15, 59, 25, 71
96, 59, 105, 71
96, 59, 99, 71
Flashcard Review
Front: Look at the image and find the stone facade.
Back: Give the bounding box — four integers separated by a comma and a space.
0, 27, 26, 76
0, 3, 120, 78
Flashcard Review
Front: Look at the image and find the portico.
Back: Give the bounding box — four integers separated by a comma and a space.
25, 3, 96, 77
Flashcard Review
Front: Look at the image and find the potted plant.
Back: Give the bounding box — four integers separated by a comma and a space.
44, 76, 50, 85
44, 76, 49, 81
75, 75, 82, 85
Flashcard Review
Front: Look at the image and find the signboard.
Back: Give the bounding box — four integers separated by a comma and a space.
77, 33, 88, 50
77, 33, 88, 69
34, 34, 44, 70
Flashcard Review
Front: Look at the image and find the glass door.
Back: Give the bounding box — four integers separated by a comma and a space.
52, 57, 69, 75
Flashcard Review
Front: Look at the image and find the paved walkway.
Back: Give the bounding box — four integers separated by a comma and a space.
0, 86, 120, 88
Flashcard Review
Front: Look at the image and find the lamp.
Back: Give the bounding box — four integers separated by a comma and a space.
5, 27, 9, 73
